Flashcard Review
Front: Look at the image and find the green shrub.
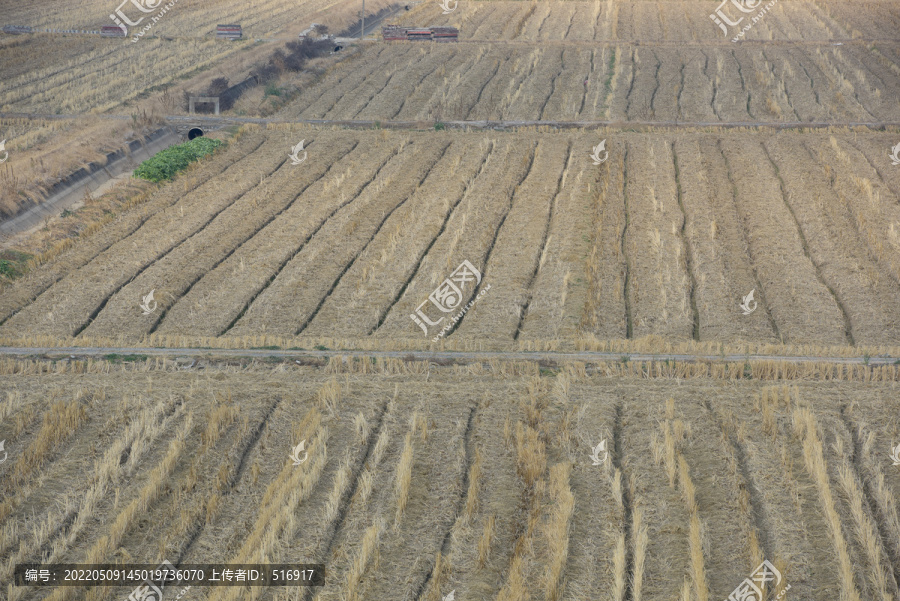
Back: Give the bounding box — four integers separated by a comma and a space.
134, 137, 224, 183
264, 82, 281, 97
0, 250, 32, 280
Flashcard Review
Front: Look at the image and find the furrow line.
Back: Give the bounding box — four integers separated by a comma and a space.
761, 142, 855, 346
514, 141, 572, 340
220, 140, 401, 335
0, 137, 266, 330
295, 141, 453, 335
717, 139, 781, 341
838, 407, 900, 594
411, 405, 477, 601
370, 140, 496, 334
672, 143, 700, 341
302, 397, 391, 601
71, 151, 289, 338
444, 141, 538, 337
612, 403, 634, 601
149, 140, 360, 335
621, 143, 633, 339
173, 397, 283, 565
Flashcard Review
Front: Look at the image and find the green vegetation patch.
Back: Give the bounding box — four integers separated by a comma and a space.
134, 137, 224, 183
0, 249, 33, 280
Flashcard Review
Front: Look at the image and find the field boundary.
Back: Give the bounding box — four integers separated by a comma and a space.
1, 345, 898, 366
5, 113, 900, 132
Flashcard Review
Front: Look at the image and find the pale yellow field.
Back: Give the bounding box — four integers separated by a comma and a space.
2, 2, 900, 599
1, 358, 899, 601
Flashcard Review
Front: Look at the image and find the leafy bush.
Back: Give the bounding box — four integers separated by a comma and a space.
134, 137, 224, 183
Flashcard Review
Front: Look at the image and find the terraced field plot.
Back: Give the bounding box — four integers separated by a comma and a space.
0, 0, 392, 115
277, 41, 900, 122
3, 127, 900, 350
1, 362, 899, 601
2, 0, 900, 599
0, 0, 366, 38
0, 36, 237, 114
398, 0, 900, 43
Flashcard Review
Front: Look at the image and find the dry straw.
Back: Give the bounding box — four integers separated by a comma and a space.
793, 405, 862, 601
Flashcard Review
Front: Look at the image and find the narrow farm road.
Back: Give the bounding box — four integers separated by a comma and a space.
0, 345, 896, 366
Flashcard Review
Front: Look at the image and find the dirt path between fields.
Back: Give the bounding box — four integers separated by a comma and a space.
3, 112, 900, 131
0, 345, 897, 366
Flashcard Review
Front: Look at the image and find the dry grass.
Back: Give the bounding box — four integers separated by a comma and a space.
394, 428, 415, 526
40, 412, 193, 601
2, 355, 899, 601
8, 397, 86, 489
216, 413, 327, 601
464, 447, 483, 522
344, 519, 384, 601
632, 504, 648, 601
793, 405, 862, 601
477, 514, 496, 568
678, 455, 709, 601
542, 462, 574, 601
515, 421, 546, 489
835, 458, 891, 601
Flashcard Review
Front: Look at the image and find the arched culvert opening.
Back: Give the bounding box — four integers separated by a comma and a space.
333, 45, 343, 52
187, 127, 204, 140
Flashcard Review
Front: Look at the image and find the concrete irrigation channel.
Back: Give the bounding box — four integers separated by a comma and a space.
0, 126, 181, 242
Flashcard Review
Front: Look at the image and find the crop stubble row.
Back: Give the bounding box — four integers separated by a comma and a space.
3, 129, 900, 347
278, 43, 900, 124
401, 1, 900, 43
1, 370, 898, 600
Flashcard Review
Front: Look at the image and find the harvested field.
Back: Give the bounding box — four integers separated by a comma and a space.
0, 0, 393, 115
3, 126, 900, 351
0, 37, 235, 114
277, 42, 900, 122
1, 360, 899, 601
397, 1, 900, 42
3, 0, 900, 599
0, 0, 386, 39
